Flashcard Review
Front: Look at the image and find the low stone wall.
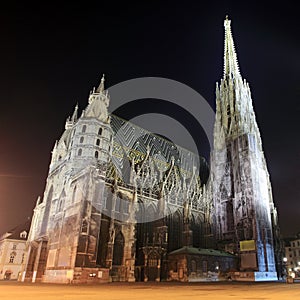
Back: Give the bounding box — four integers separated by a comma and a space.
42, 267, 110, 284
72, 267, 110, 284
228, 271, 278, 282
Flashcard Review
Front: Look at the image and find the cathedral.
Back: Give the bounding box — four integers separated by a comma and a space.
21, 17, 282, 283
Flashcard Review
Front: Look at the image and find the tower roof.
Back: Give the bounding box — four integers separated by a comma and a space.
85, 75, 110, 122
223, 16, 240, 79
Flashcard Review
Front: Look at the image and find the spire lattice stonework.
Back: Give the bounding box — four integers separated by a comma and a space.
223, 16, 240, 79
211, 16, 280, 281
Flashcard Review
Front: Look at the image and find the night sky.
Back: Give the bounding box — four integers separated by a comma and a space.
0, 2, 299, 237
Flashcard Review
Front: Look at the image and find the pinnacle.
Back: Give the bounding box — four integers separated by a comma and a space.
96, 74, 105, 93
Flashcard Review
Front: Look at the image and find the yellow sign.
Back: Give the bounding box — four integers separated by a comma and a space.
240, 240, 256, 251
66, 270, 73, 279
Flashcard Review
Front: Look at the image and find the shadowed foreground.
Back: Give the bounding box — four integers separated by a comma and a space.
0, 281, 299, 300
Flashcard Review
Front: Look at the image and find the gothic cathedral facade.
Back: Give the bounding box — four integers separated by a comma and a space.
22, 17, 281, 283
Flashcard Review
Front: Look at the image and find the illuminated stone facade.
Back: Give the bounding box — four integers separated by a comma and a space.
23, 77, 213, 283
22, 17, 281, 283
210, 17, 281, 281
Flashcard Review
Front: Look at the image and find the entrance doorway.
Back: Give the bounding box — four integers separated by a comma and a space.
4, 270, 12, 280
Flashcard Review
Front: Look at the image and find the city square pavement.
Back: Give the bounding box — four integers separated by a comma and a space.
0, 281, 300, 300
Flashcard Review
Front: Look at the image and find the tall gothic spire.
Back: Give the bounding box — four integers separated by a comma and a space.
215, 16, 260, 144
223, 16, 240, 79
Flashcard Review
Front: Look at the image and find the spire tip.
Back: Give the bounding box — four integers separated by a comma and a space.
223, 16, 240, 78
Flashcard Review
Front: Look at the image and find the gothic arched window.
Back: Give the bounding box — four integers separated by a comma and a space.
98, 128, 102, 135
72, 186, 77, 202
56, 190, 66, 213
78, 149, 82, 156
82, 125, 86, 133
167, 210, 182, 251
112, 231, 124, 266
190, 215, 202, 248
96, 139, 100, 146
95, 151, 99, 159
80, 137, 84, 143
40, 186, 53, 235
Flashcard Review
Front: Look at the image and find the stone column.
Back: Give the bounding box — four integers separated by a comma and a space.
105, 186, 117, 270
32, 240, 43, 282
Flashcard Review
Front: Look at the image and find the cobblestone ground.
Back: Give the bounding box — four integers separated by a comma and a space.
0, 281, 299, 300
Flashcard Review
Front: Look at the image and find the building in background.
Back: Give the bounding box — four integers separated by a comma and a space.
0, 220, 30, 280
284, 233, 300, 278
168, 247, 237, 282
20, 17, 282, 283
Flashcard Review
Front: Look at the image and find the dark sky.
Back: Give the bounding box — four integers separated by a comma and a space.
0, 1, 299, 237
